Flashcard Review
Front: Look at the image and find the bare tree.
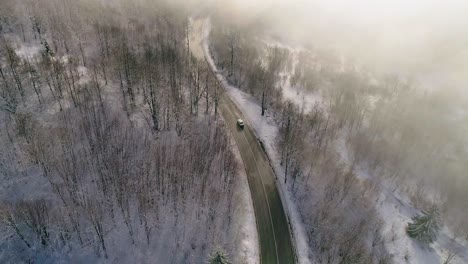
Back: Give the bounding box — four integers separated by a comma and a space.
443, 249, 457, 264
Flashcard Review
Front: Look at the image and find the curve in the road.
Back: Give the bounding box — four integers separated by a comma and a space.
200, 20, 296, 264
188, 16, 296, 264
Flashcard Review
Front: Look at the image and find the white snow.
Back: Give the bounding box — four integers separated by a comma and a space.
279, 73, 324, 113
202, 17, 312, 264
15, 44, 41, 60
277, 46, 325, 113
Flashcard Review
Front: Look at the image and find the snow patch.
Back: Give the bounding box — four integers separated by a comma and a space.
279, 75, 324, 113
15, 44, 41, 60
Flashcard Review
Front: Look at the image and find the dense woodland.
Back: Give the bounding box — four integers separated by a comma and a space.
1, 0, 467, 263
0, 0, 246, 263
210, 10, 468, 263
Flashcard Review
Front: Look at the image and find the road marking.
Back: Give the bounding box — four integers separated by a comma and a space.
221, 97, 280, 264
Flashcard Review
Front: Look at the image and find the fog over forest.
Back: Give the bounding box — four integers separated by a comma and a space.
0, 0, 467, 263
216, 0, 468, 92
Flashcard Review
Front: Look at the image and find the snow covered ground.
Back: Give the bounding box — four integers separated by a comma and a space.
15, 43, 41, 60
276, 50, 326, 114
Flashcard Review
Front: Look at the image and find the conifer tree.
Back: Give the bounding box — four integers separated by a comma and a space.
406, 206, 441, 244
208, 247, 231, 264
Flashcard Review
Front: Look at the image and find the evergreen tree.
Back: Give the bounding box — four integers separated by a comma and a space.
406, 206, 441, 244
208, 247, 231, 264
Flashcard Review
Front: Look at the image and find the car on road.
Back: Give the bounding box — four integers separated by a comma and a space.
237, 119, 244, 128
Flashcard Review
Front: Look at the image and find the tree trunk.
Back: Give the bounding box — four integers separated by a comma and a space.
261, 89, 266, 116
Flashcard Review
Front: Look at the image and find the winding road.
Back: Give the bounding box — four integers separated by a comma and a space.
189, 18, 296, 264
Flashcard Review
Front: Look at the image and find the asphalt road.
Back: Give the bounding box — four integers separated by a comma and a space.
188, 17, 296, 264
218, 94, 296, 264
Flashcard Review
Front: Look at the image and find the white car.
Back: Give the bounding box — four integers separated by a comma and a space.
237, 119, 245, 128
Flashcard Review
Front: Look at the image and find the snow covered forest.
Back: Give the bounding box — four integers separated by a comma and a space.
208, 6, 468, 264
0, 0, 257, 263
1, 0, 468, 263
